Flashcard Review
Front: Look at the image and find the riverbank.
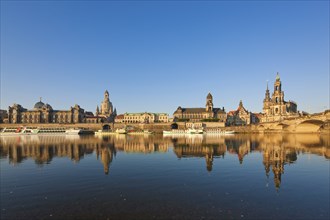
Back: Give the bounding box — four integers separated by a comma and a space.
1, 120, 329, 134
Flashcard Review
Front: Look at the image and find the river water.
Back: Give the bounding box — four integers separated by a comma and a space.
0, 134, 329, 220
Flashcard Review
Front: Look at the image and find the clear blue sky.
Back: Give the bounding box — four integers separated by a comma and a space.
1, 1, 329, 115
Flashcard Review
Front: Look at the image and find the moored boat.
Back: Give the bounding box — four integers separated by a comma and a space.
185, 128, 204, 134
163, 129, 186, 134
116, 128, 127, 134
65, 128, 94, 135
205, 129, 236, 134
0, 127, 38, 136
1, 127, 94, 135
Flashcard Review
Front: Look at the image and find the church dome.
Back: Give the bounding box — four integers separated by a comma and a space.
34, 101, 45, 109
207, 92, 213, 99
43, 103, 53, 110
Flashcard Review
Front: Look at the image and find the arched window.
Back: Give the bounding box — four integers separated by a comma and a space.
276, 97, 279, 103
276, 86, 278, 91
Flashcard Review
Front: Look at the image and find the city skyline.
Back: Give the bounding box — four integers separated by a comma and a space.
1, 1, 329, 114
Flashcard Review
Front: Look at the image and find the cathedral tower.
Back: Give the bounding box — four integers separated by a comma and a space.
271, 73, 285, 115
100, 90, 113, 117
272, 73, 285, 104
263, 81, 271, 115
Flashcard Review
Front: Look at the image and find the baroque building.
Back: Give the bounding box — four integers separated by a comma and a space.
7, 99, 85, 124
115, 112, 169, 123
262, 73, 298, 122
173, 93, 226, 123
226, 100, 252, 126
96, 90, 117, 122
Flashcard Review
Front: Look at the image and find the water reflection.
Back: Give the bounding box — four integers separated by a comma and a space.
1, 134, 329, 181
1, 134, 329, 220
0, 135, 171, 174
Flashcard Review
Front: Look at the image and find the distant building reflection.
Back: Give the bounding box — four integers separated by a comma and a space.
0, 134, 170, 174
98, 134, 170, 154
1, 133, 329, 185
261, 143, 297, 189
170, 134, 226, 172
168, 133, 329, 189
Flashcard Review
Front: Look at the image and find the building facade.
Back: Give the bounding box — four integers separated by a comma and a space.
226, 100, 252, 126
173, 93, 226, 122
115, 112, 169, 123
262, 73, 298, 122
0, 109, 8, 123
7, 100, 85, 124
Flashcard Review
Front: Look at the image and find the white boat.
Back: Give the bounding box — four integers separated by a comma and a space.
126, 130, 154, 135
66, 128, 94, 135
185, 128, 204, 134
143, 130, 154, 134
1, 127, 93, 136
116, 128, 127, 134
163, 129, 186, 134
65, 128, 81, 135
37, 127, 66, 134
205, 129, 236, 134
0, 127, 38, 136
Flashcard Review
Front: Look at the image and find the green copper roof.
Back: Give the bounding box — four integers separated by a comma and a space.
276, 72, 280, 81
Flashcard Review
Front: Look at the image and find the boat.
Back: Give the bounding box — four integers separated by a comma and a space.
163, 129, 186, 134
127, 129, 154, 134
0, 127, 38, 136
116, 128, 127, 134
205, 129, 236, 134
65, 128, 81, 135
37, 127, 66, 134
163, 128, 204, 135
78, 129, 95, 135
143, 130, 154, 134
0, 127, 94, 136
185, 128, 204, 134
66, 128, 94, 135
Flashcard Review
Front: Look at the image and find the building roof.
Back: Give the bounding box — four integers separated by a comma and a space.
174, 107, 225, 114
227, 111, 236, 116
85, 111, 94, 116
123, 112, 168, 116
228, 101, 249, 116
34, 101, 45, 109
116, 114, 124, 119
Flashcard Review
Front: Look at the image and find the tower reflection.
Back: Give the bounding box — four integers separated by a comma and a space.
1, 133, 329, 188
167, 133, 329, 189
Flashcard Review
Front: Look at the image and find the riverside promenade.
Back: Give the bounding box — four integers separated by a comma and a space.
1, 110, 329, 134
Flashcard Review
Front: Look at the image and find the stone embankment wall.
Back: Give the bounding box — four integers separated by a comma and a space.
1, 120, 329, 134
